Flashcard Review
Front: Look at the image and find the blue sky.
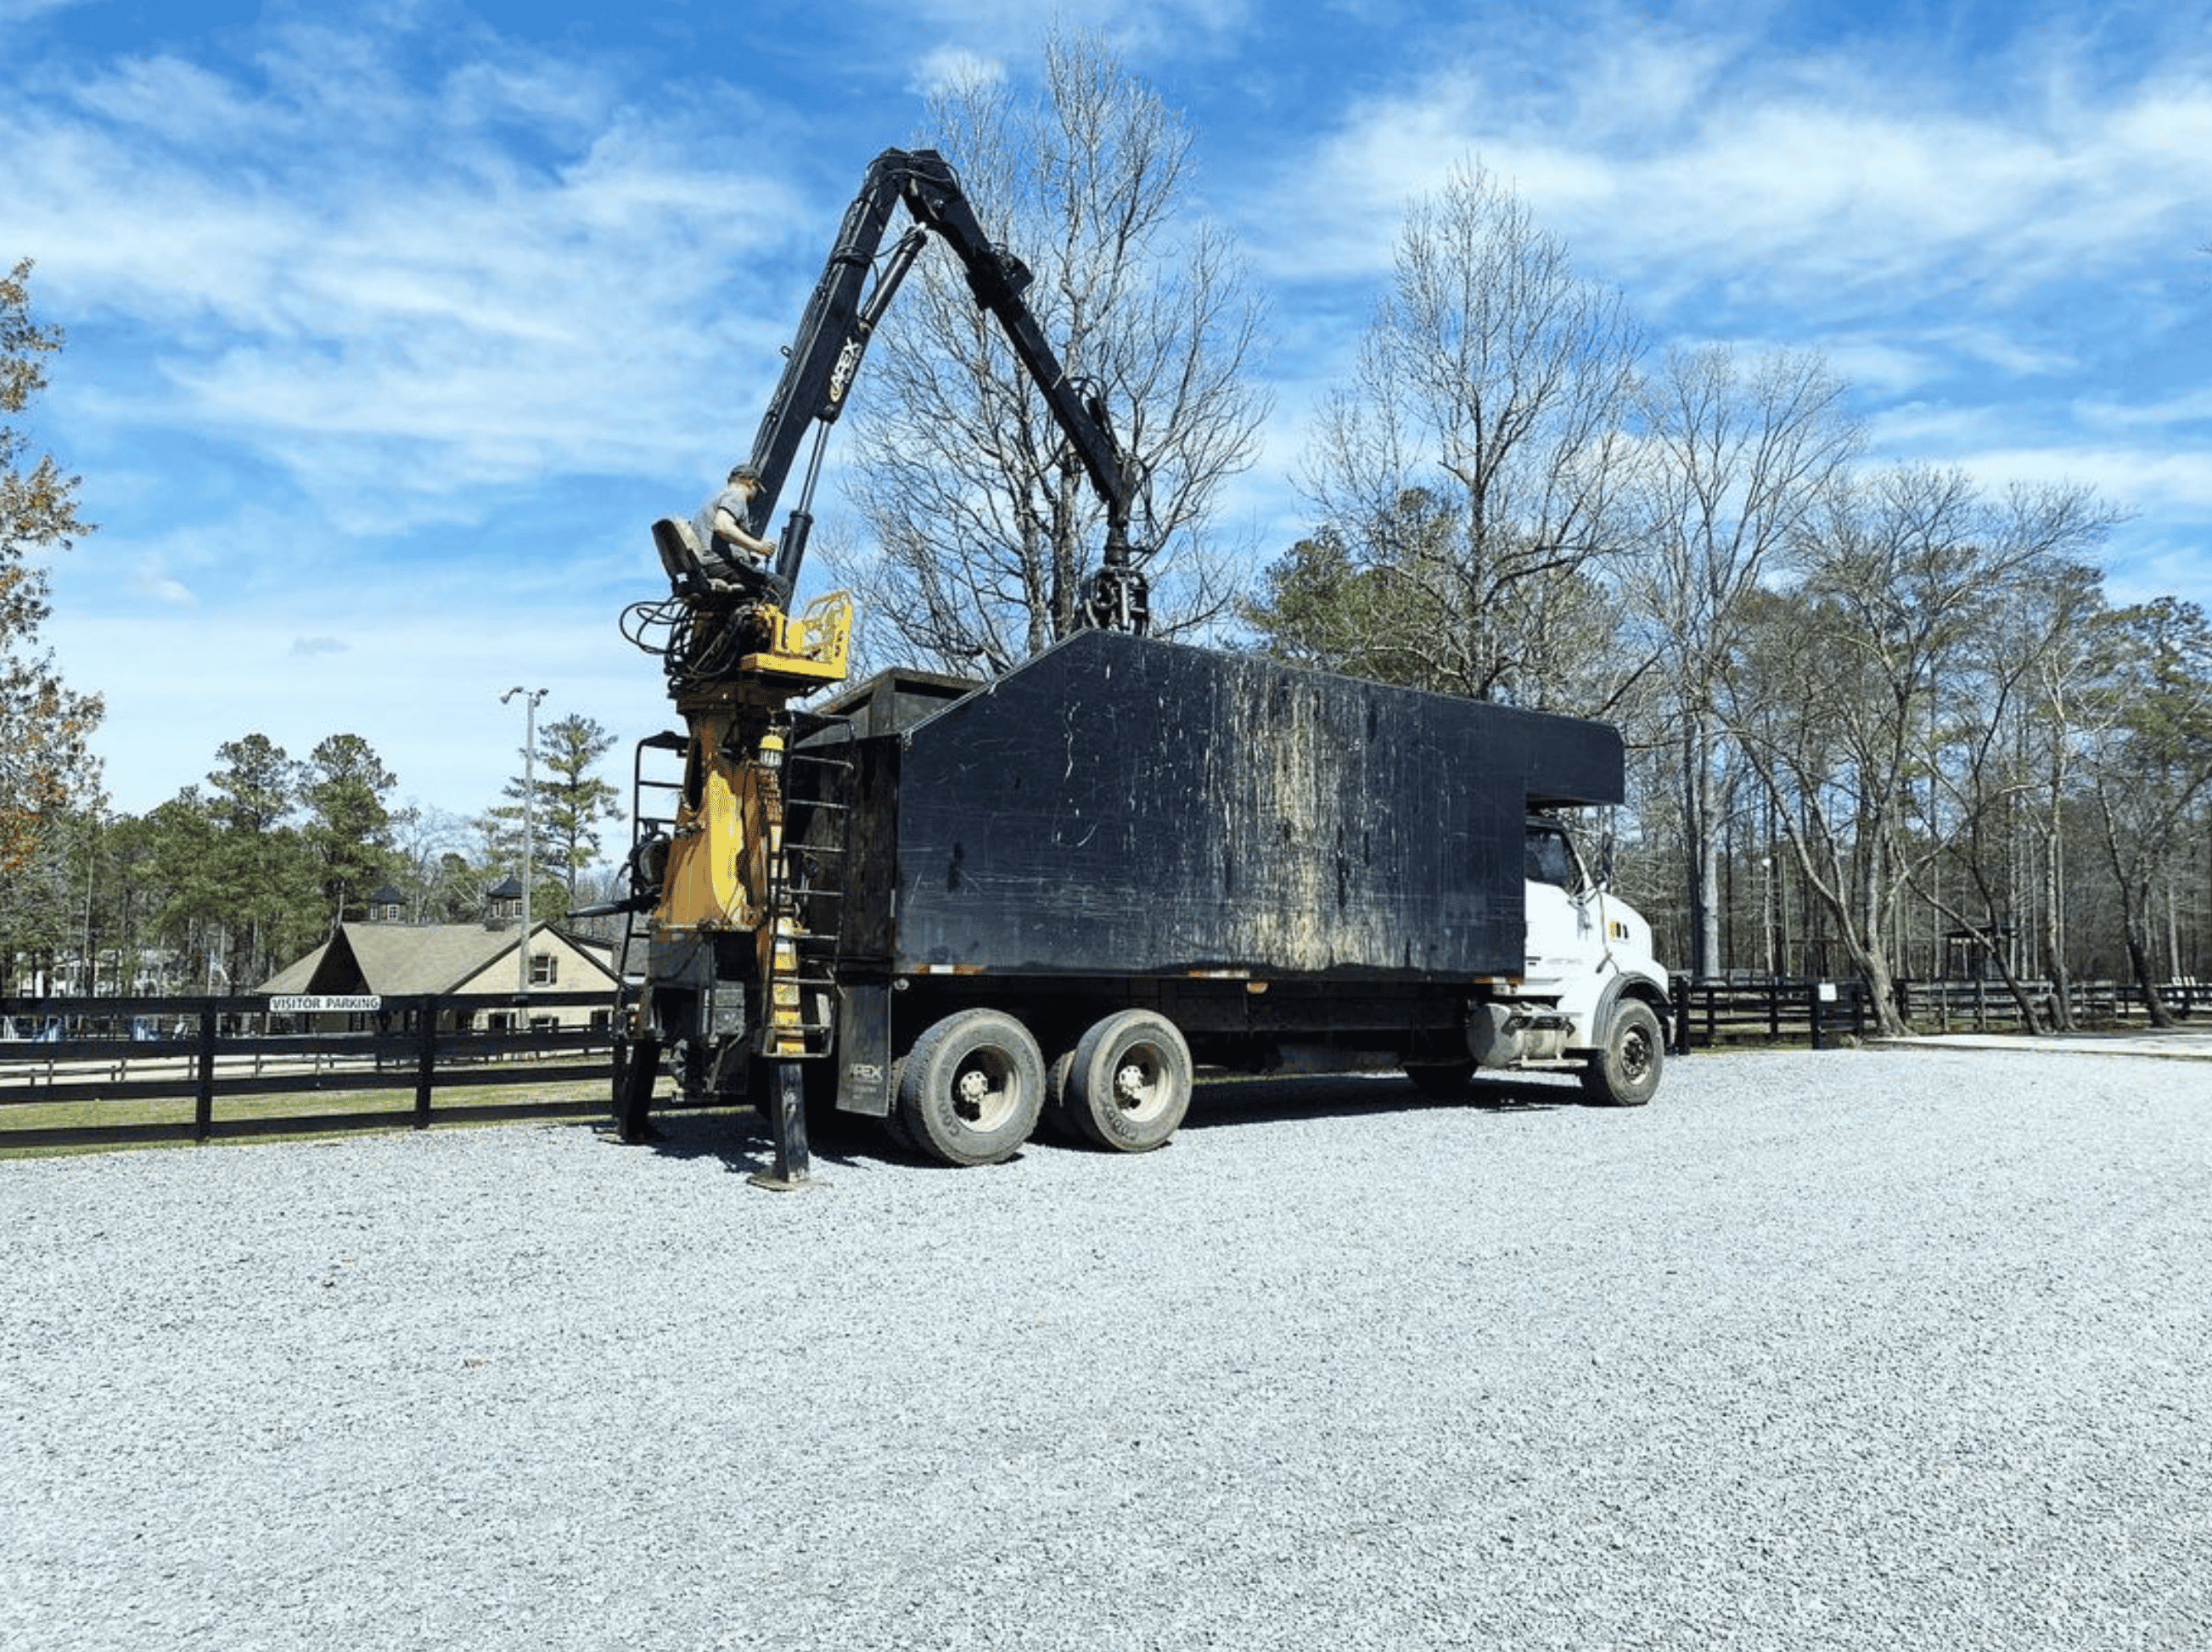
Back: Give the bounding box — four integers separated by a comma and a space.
3, 0, 2209, 823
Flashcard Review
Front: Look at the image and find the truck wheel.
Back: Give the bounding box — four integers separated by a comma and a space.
1063, 1010, 1193, 1152
1404, 1059, 1475, 1099
1581, 1001, 1663, 1107
879, 1058, 918, 1154
1040, 1048, 1088, 1144
897, 1009, 1046, 1166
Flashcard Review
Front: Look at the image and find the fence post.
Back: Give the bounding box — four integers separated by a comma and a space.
194, 1002, 217, 1142
413, 995, 439, 1128
1809, 981, 1826, 1051
1670, 975, 1694, 1054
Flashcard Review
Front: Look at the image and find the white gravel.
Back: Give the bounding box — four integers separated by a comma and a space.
5, 1047, 2209, 1651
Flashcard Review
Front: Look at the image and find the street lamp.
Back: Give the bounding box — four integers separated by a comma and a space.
502, 687, 548, 1001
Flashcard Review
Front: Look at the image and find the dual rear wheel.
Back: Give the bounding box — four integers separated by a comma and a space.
1048, 1010, 1193, 1154
894, 1006, 1193, 1166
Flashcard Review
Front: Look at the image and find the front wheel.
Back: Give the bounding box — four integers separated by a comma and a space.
1580, 1001, 1664, 1107
897, 1009, 1047, 1166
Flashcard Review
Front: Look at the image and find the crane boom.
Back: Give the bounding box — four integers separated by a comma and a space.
654, 146, 1147, 637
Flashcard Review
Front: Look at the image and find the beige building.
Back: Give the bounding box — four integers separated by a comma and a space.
256, 881, 620, 1031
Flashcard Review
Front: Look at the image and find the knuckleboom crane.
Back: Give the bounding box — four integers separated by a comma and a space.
606, 148, 1151, 1183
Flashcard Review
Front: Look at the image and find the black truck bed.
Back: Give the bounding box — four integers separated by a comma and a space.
802, 631, 1622, 982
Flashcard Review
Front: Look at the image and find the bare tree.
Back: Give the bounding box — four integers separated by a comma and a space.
2083, 598, 2212, 1025
1286, 160, 1645, 707
1907, 560, 2110, 1031
833, 31, 1270, 673
390, 803, 479, 923
2020, 567, 2125, 1028
1631, 343, 1861, 978
1721, 466, 2119, 1035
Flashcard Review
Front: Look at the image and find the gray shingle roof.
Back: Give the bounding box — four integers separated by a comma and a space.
255, 923, 618, 997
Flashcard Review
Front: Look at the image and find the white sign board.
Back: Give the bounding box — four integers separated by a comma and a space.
270, 995, 382, 1014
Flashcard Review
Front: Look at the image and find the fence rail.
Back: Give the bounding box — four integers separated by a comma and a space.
0, 992, 626, 1151
1669, 975, 2210, 1048
1669, 977, 1873, 1054
1895, 977, 2212, 1032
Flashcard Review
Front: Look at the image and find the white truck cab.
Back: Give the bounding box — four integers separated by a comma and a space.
1489, 816, 1670, 1105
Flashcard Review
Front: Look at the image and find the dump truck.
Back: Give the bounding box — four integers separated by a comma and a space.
598, 148, 1670, 1181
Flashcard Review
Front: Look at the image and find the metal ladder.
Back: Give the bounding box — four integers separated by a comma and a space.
769, 716, 857, 1059
613, 730, 688, 1005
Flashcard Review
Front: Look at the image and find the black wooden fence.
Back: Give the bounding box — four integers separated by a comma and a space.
12, 977, 2205, 1153
1668, 975, 2211, 1049
0, 992, 625, 1152
1895, 977, 2212, 1032
1668, 977, 1873, 1054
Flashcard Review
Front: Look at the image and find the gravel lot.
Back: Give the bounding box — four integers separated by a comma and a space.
5, 1045, 2208, 1651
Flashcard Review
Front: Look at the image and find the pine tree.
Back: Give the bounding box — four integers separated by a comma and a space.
2, 258, 103, 877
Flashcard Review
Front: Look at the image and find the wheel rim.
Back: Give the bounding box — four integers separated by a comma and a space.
951, 1051, 1019, 1131
1112, 1049, 1165, 1119
1619, 1025, 1653, 1082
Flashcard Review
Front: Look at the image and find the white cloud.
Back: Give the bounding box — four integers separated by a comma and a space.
3, 35, 811, 525
128, 558, 196, 607
901, 0, 1255, 57
913, 47, 1006, 99
1814, 339, 1944, 399
1251, 16, 2212, 322
2074, 386, 2212, 431
1956, 444, 2212, 517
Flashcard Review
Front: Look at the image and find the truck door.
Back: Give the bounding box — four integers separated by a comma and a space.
1520, 819, 1593, 991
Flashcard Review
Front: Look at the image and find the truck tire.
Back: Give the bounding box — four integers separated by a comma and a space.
897, 1009, 1047, 1166
1062, 1010, 1193, 1152
1581, 1001, 1663, 1107
1040, 1048, 1088, 1144
879, 1057, 918, 1154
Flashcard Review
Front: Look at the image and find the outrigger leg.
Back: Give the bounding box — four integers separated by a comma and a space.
748, 1059, 815, 1190
613, 1035, 660, 1144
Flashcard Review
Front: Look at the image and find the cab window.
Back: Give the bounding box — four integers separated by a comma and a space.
1524, 825, 1576, 889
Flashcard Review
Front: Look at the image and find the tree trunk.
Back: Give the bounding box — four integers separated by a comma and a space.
1681, 721, 1721, 980
2041, 823, 2077, 1032
2120, 888, 2178, 1029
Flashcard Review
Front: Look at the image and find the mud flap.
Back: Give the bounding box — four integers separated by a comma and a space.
835, 980, 895, 1117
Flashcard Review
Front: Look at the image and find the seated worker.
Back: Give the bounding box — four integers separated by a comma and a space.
654, 464, 779, 597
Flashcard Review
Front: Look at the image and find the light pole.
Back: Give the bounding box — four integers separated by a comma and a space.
502, 687, 548, 1002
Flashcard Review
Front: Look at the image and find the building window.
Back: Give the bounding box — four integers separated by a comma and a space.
530, 952, 558, 986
